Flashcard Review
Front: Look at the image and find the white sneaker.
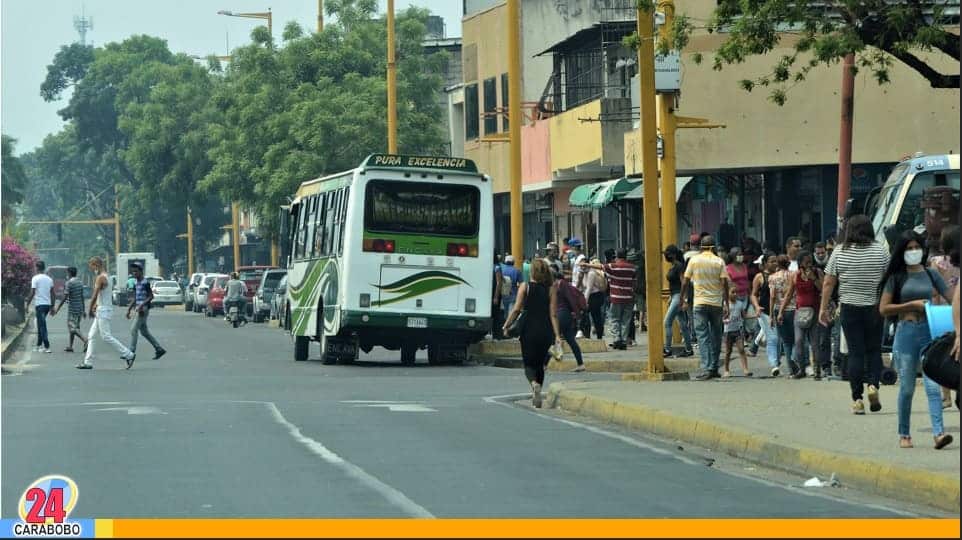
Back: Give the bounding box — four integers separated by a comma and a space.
532, 383, 543, 408
42, 348, 52, 354
805, 365, 814, 376
771, 366, 780, 378
575, 331, 585, 339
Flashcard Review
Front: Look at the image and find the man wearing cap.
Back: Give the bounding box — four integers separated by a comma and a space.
683, 234, 702, 263
500, 255, 523, 320
568, 238, 586, 287
544, 242, 564, 277
682, 235, 730, 380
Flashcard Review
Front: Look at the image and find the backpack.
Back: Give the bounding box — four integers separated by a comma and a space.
560, 280, 588, 315
500, 270, 514, 298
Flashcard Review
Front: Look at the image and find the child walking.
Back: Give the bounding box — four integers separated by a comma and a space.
723, 287, 752, 377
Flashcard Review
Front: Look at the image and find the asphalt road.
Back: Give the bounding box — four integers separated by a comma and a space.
2, 308, 912, 518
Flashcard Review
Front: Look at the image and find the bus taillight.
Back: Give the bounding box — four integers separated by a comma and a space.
364, 239, 396, 253
446, 243, 478, 257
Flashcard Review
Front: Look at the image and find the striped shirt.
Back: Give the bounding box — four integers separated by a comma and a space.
604, 260, 637, 304
685, 251, 728, 307
65, 278, 85, 316
825, 242, 890, 307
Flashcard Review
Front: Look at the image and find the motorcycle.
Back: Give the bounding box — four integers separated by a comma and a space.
225, 300, 248, 328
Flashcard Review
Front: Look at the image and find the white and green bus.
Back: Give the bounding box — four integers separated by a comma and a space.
284, 154, 494, 365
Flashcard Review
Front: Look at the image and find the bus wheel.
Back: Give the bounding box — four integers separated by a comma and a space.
294, 335, 309, 362
400, 343, 417, 366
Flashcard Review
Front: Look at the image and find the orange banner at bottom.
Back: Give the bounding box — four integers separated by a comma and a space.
98, 518, 961, 539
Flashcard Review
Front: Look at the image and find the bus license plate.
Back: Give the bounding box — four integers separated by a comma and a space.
407, 317, 428, 329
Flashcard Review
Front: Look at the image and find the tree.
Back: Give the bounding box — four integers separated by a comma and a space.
650, 0, 960, 104
1, 135, 28, 225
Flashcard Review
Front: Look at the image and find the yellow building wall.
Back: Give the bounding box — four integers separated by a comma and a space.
548, 100, 604, 172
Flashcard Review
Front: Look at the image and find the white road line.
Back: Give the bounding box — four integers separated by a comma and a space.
482, 393, 919, 517
257, 401, 434, 518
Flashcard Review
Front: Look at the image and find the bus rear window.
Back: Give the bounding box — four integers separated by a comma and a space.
364, 180, 479, 237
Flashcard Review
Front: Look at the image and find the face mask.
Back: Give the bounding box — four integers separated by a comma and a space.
814, 254, 827, 264
904, 249, 924, 266
736, 255, 744, 263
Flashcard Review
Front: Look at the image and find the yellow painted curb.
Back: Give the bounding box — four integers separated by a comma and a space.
546, 383, 960, 513
474, 339, 608, 356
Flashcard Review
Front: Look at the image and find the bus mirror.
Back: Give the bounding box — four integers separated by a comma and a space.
883, 224, 903, 249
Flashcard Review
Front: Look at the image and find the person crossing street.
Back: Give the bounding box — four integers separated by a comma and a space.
78, 256, 136, 370
52, 266, 88, 353
127, 263, 167, 360
25, 260, 54, 353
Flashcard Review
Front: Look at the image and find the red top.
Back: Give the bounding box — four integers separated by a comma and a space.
795, 273, 818, 309
604, 260, 637, 305
726, 264, 750, 298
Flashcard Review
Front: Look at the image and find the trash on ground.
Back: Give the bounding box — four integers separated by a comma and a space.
803, 473, 839, 488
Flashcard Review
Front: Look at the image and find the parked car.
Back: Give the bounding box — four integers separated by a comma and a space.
183, 272, 204, 311
151, 280, 182, 306
205, 276, 230, 317
253, 269, 287, 322
273, 275, 290, 331
237, 266, 277, 315
193, 274, 225, 313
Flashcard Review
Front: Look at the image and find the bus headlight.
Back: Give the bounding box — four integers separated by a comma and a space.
360, 293, 371, 308
467, 319, 477, 328
361, 314, 370, 323
465, 298, 476, 313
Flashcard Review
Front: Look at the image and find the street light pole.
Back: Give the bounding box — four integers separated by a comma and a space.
317, 0, 324, 33
636, 4, 666, 374
507, 0, 523, 269
187, 207, 195, 276
232, 202, 241, 273
114, 186, 121, 263
386, 0, 398, 154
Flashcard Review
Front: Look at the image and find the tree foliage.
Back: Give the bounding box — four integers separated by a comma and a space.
2, 135, 27, 214
645, 0, 960, 105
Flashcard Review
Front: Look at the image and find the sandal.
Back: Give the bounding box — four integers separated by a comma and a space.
64, 348, 74, 353
934, 434, 954, 450
899, 437, 913, 449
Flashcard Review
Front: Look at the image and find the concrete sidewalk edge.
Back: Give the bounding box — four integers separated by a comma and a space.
1, 319, 31, 365
546, 382, 960, 514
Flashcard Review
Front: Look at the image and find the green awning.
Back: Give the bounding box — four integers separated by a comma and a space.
588, 177, 640, 208
568, 183, 604, 208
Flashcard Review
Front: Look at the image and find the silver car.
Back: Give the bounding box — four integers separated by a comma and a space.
151, 280, 182, 306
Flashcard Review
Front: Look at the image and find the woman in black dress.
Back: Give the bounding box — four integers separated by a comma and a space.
503, 259, 562, 408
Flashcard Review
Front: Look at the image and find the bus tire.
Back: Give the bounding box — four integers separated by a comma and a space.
294, 335, 309, 362
400, 343, 417, 366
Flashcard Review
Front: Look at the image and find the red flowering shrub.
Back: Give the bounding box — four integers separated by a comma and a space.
2, 236, 37, 303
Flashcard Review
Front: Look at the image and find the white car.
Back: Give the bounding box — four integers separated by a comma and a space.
192, 274, 226, 313
183, 272, 204, 311
151, 280, 183, 306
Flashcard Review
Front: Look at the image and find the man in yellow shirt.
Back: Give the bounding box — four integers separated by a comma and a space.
681, 236, 730, 380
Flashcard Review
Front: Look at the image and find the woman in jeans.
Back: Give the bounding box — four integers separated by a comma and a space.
662, 245, 694, 358
769, 254, 797, 375
503, 259, 562, 408
879, 231, 953, 449
582, 257, 607, 339
778, 251, 823, 379
752, 252, 782, 377
553, 268, 586, 372
820, 215, 890, 415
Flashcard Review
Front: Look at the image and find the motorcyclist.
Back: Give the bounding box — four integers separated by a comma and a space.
225, 272, 247, 320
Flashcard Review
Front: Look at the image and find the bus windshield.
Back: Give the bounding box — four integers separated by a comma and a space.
364, 180, 480, 237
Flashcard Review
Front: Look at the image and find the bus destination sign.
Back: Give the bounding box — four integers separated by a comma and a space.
365, 154, 479, 173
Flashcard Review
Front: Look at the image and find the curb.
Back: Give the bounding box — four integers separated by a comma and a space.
473, 339, 608, 357
478, 357, 698, 373
1, 320, 31, 364
546, 382, 960, 513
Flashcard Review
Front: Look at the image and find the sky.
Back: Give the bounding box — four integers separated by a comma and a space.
1, 0, 463, 155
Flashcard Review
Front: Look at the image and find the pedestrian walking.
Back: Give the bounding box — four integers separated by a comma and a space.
25, 261, 54, 353
127, 264, 167, 360
568, 238, 586, 287
584, 249, 636, 350
52, 266, 88, 353
878, 230, 953, 449
778, 251, 823, 379
726, 247, 751, 344
491, 254, 503, 340
626, 248, 646, 345
722, 287, 751, 377
543, 242, 564, 279
78, 256, 135, 370
581, 257, 607, 339
500, 255, 523, 318
682, 236, 731, 380
785, 237, 802, 272
770, 255, 798, 376
819, 215, 890, 415
751, 252, 782, 376
502, 259, 563, 408
929, 225, 959, 408
553, 268, 587, 372
662, 245, 694, 358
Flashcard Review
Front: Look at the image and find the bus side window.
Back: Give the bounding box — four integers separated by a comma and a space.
333, 189, 345, 255
304, 195, 317, 259
312, 193, 324, 259
294, 203, 307, 260
324, 191, 336, 256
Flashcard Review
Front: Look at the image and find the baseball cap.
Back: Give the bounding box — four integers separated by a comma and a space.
567, 237, 583, 248
504, 255, 515, 264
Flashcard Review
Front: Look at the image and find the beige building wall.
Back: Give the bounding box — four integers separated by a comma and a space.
625, 1, 961, 173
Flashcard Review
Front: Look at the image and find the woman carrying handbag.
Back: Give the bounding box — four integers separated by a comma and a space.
503, 259, 563, 408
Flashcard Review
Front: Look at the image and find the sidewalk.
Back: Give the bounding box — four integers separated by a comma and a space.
1, 318, 30, 363
547, 369, 960, 513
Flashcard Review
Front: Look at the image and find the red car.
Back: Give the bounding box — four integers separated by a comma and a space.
237, 266, 277, 314
205, 276, 229, 317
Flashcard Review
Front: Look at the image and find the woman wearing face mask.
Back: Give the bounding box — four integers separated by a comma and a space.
725, 248, 751, 348
777, 251, 823, 379
662, 245, 694, 358
879, 230, 952, 449
751, 252, 781, 376
769, 255, 797, 376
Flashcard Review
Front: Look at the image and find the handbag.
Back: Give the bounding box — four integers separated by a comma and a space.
796, 307, 816, 329
922, 331, 959, 404
505, 284, 529, 338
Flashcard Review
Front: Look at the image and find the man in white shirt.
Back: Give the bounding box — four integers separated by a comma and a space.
25, 261, 54, 353
568, 238, 587, 288
786, 237, 802, 272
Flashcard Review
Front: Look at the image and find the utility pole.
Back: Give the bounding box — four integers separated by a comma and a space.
317, 0, 324, 32
837, 53, 855, 230
636, 3, 667, 375
232, 202, 241, 272
187, 207, 195, 276
507, 0, 523, 269
386, 0, 398, 154
114, 186, 121, 261
657, 1, 677, 253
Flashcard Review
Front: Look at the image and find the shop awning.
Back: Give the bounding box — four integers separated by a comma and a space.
623, 177, 695, 203
568, 183, 604, 208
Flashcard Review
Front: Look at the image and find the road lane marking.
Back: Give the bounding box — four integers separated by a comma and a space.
94, 406, 167, 415
257, 401, 435, 518
342, 401, 437, 412
482, 393, 919, 517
